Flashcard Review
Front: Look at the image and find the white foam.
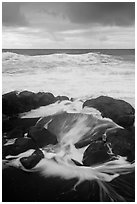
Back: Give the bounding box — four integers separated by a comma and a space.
2, 51, 135, 106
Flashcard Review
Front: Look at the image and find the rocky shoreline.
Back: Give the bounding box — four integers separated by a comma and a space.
2, 91, 135, 202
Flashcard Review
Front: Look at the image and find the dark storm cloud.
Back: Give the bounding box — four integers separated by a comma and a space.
66, 2, 135, 26
2, 2, 135, 27
2, 2, 28, 26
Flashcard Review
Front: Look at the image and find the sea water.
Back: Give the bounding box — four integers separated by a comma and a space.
2, 49, 135, 201
2, 49, 135, 106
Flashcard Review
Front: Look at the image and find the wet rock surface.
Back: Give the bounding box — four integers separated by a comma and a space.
20, 149, 44, 169
3, 137, 37, 158
3, 117, 40, 133
55, 95, 69, 101
82, 141, 111, 166
2, 92, 135, 202
106, 127, 135, 162
2, 91, 69, 117
83, 96, 135, 128
28, 126, 58, 148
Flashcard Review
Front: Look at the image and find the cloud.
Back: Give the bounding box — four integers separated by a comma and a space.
2, 2, 134, 28
65, 2, 135, 26
2, 2, 135, 49
27, 2, 134, 26
2, 25, 134, 49
2, 2, 28, 27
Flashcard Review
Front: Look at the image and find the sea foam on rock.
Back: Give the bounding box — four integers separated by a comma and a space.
83, 96, 135, 128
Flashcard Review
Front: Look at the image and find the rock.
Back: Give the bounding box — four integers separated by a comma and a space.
9, 137, 37, 156
29, 126, 58, 148
2, 145, 14, 159
2, 91, 56, 116
2, 137, 36, 158
55, 95, 69, 101
75, 139, 94, 149
36, 92, 55, 106
106, 127, 135, 162
2, 114, 9, 121
82, 141, 111, 166
2, 91, 24, 116
116, 115, 135, 128
20, 149, 44, 169
6, 128, 23, 139
2, 118, 40, 133
83, 96, 135, 128
18, 91, 38, 110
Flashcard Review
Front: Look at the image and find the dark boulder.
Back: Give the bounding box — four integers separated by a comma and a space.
10, 138, 37, 156
75, 139, 94, 149
20, 149, 44, 169
36, 92, 55, 106
55, 95, 69, 101
106, 127, 135, 162
83, 96, 135, 128
2, 114, 9, 121
3, 145, 15, 159
2, 91, 24, 116
29, 126, 58, 148
2, 91, 56, 116
2, 117, 40, 133
3, 137, 37, 158
116, 115, 135, 128
18, 91, 38, 110
82, 141, 111, 166
6, 127, 23, 139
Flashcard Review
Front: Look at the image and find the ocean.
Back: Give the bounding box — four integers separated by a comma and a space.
2, 49, 135, 106
2, 49, 135, 202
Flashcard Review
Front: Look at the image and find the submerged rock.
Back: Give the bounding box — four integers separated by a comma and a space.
20, 149, 44, 169
83, 96, 135, 128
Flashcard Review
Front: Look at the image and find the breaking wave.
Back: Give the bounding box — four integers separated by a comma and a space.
2, 51, 135, 106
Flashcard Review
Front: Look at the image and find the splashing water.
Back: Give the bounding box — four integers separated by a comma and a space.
3, 101, 135, 201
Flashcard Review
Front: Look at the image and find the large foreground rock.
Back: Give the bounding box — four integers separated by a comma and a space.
83, 96, 135, 128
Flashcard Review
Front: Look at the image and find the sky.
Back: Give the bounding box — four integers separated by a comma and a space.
2, 2, 135, 49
